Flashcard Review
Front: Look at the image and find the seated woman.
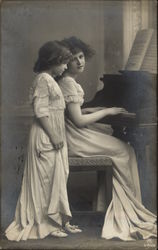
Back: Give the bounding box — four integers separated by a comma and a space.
58, 36, 157, 241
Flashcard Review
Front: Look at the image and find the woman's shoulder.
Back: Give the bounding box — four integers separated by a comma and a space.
36, 72, 55, 83
31, 72, 60, 99
59, 76, 82, 93
34, 72, 58, 88
59, 76, 76, 86
58, 76, 84, 106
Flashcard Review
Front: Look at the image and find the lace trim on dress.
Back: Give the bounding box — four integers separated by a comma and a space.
29, 74, 61, 103
47, 82, 61, 101
64, 95, 84, 105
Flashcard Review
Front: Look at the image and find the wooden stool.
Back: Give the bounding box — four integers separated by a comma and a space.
68, 156, 113, 212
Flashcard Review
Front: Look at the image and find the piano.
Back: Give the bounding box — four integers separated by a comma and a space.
84, 70, 157, 213
84, 70, 156, 138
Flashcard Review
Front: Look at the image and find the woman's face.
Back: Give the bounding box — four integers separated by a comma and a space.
51, 63, 68, 77
68, 51, 85, 75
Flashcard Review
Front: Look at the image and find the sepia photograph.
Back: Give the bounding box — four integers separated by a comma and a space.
0, 0, 157, 249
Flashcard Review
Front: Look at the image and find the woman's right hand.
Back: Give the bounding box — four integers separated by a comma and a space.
50, 136, 64, 150
105, 107, 128, 116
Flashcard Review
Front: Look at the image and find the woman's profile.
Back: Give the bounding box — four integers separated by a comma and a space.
58, 36, 157, 241
5, 40, 81, 241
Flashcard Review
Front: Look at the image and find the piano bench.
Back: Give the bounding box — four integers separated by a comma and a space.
68, 156, 113, 212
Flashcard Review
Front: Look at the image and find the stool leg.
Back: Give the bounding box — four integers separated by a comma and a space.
96, 171, 106, 212
96, 168, 112, 212
92, 188, 97, 211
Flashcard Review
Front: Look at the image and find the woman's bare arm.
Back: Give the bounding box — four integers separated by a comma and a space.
67, 102, 127, 128
81, 107, 105, 114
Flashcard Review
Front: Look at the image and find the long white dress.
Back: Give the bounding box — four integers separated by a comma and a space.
5, 73, 72, 241
59, 76, 157, 241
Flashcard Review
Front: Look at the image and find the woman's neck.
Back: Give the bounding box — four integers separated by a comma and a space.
63, 72, 78, 80
44, 70, 55, 78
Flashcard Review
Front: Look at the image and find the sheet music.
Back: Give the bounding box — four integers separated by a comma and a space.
125, 29, 154, 71
140, 32, 157, 73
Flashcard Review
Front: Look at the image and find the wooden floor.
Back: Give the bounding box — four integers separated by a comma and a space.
1, 212, 157, 250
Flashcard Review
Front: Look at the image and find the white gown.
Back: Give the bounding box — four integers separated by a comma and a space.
59, 76, 157, 241
5, 73, 72, 241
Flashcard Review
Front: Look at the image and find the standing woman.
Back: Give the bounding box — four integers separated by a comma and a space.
5, 41, 77, 241
58, 37, 157, 241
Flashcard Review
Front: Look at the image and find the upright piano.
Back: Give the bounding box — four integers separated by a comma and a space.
84, 70, 156, 137
84, 70, 157, 213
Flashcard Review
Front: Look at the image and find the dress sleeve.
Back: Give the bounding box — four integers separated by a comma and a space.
60, 77, 83, 104
33, 76, 50, 118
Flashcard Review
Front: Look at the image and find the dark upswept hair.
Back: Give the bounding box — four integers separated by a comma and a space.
61, 36, 95, 60
33, 41, 72, 73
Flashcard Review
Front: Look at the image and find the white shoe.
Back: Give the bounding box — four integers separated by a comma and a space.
51, 229, 68, 238
65, 222, 82, 233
